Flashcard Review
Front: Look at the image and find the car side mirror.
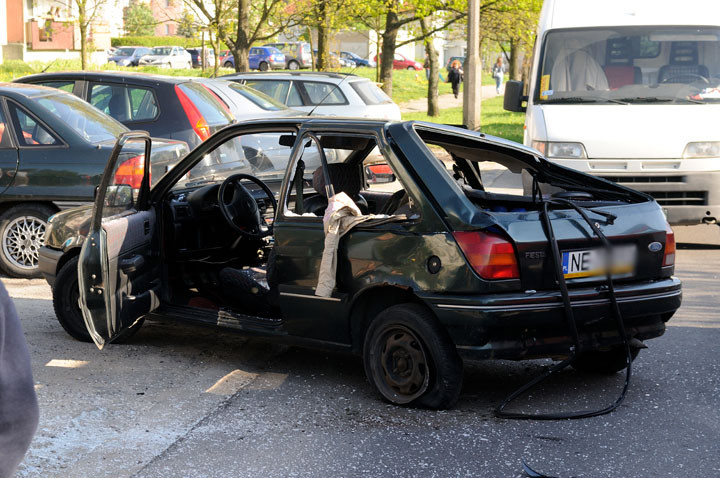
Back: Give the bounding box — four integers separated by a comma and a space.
365, 164, 396, 184
504, 80, 527, 113
104, 184, 134, 209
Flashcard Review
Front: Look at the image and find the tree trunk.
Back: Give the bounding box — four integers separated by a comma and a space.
508, 40, 517, 80
79, 24, 87, 69
421, 17, 439, 116
379, 9, 399, 97
316, 3, 330, 70
232, 0, 250, 72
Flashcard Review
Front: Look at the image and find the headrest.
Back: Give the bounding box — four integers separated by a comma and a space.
670, 41, 699, 65
312, 164, 362, 197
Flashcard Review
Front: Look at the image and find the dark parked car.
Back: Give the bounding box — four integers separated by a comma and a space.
40, 118, 680, 409
0, 83, 187, 277
340, 51, 371, 67
222, 46, 286, 71
187, 48, 216, 68
107, 46, 152, 67
15, 72, 234, 150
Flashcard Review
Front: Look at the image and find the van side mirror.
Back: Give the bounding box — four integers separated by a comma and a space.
504, 80, 528, 113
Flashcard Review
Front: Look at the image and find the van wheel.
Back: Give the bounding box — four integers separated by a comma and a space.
0, 204, 54, 278
288, 60, 299, 70
571, 345, 640, 374
363, 303, 463, 409
53, 256, 144, 343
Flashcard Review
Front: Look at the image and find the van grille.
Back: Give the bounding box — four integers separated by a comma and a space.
647, 191, 707, 206
600, 176, 685, 183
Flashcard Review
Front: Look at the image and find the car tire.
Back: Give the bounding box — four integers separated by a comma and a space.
186, 62, 192, 69
259, 61, 269, 71
288, 60, 299, 70
52, 255, 144, 343
363, 303, 463, 409
571, 345, 640, 374
224, 61, 233, 68
407, 66, 415, 70
0, 204, 55, 278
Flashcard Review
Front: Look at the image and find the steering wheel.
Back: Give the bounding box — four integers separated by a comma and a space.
660, 73, 710, 85
218, 174, 277, 239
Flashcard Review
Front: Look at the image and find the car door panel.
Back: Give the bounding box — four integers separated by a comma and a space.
79, 132, 159, 349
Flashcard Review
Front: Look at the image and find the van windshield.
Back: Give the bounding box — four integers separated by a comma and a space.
537, 27, 720, 104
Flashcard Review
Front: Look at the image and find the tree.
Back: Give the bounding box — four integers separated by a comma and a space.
420, 16, 439, 116
177, 10, 198, 38
73, 0, 109, 69
123, 0, 155, 36
296, 0, 363, 71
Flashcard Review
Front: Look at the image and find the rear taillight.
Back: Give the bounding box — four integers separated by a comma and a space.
175, 85, 211, 141
663, 223, 676, 267
114, 155, 146, 189
453, 230, 520, 280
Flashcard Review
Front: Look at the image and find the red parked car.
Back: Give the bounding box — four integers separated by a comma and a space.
373, 52, 423, 70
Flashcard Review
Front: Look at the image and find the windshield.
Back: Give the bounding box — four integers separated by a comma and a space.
115, 48, 135, 57
228, 83, 287, 111
537, 26, 720, 104
36, 92, 128, 143
151, 47, 172, 56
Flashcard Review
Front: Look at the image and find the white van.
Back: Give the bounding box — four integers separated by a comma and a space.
504, 0, 720, 226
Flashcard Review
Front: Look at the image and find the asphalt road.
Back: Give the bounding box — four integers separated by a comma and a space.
6, 225, 720, 477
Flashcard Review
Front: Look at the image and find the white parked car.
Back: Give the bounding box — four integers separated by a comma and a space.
220, 72, 402, 120
138, 46, 193, 69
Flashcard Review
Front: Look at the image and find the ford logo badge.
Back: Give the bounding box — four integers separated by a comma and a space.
648, 241, 663, 252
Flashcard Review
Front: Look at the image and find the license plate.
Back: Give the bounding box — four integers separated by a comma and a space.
561, 245, 636, 279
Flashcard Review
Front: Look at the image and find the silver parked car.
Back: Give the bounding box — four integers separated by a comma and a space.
220, 72, 401, 120
138, 46, 193, 69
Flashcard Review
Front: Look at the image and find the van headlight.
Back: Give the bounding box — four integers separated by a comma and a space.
532, 141, 587, 159
683, 142, 720, 158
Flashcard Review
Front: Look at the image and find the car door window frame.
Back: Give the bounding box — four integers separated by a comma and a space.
5, 99, 66, 149
0, 98, 18, 150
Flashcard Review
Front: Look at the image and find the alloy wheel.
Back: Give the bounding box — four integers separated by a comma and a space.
2, 215, 46, 270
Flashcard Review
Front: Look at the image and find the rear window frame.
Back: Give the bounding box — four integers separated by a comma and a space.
349, 79, 393, 105
297, 80, 349, 106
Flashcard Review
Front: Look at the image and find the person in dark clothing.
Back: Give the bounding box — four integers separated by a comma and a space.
448, 59, 463, 98
0, 282, 38, 478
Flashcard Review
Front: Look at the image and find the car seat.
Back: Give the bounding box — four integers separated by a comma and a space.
603, 37, 642, 89
657, 41, 709, 84
303, 164, 368, 216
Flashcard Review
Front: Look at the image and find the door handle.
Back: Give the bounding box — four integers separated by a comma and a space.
144, 220, 150, 235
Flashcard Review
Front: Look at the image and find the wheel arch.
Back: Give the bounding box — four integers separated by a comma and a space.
348, 285, 434, 354
55, 246, 81, 277
0, 200, 60, 217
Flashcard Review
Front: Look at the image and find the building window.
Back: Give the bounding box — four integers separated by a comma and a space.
165, 24, 170, 35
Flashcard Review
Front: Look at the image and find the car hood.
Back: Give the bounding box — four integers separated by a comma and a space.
541, 104, 720, 159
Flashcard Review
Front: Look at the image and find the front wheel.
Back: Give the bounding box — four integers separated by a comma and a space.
52, 256, 144, 343
0, 204, 54, 278
407, 66, 416, 70
571, 345, 640, 374
287, 60, 299, 70
224, 61, 233, 68
363, 303, 463, 409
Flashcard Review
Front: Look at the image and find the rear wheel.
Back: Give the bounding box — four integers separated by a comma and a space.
53, 256, 144, 343
259, 61, 269, 71
288, 60, 299, 70
0, 204, 54, 278
571, 345, 640, 374
224, 61, 233, 68
363, 303, 463, 409
407, 66, 415, 70
185, 61, 192, 69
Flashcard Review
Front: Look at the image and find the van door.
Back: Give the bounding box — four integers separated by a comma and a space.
78, 132, 160, 349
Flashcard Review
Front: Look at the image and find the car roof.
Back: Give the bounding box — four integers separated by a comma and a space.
220, 71, 366, 83
0, 82, 71, 99
15, 71, 194, 85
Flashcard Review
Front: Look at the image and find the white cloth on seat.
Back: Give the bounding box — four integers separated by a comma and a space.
551, 48, 609, 92
315, 192, 374, 297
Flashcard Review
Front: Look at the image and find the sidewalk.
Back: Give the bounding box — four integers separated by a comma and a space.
399, 84, 500, 113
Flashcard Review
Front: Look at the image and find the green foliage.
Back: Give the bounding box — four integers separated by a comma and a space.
402, 96, 525, 143
177, 10, 197, 39
123, 0, 155, 36
111, 36, 226, 48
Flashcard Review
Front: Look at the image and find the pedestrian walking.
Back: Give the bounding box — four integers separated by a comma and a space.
448, 59, 463, 99
492, 56, 505, 94
0, 282, 38, 478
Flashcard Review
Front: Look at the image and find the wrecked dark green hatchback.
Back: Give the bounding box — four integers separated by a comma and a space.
39, 119, 681, 409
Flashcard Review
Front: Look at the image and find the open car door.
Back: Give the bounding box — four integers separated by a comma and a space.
78, 131, 160, 349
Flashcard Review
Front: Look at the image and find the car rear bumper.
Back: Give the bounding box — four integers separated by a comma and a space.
270, 60, 286, 69
421, 277, 682, 360
38, 245, 63, 287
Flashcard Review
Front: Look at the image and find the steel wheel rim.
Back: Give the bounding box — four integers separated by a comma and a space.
2, 215, 46, 270
376, 325, 430, 403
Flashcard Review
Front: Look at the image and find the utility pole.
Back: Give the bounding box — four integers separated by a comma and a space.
463, 0, 481, 130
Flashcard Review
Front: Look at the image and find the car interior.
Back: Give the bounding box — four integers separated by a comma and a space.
150, 131, 414, 319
